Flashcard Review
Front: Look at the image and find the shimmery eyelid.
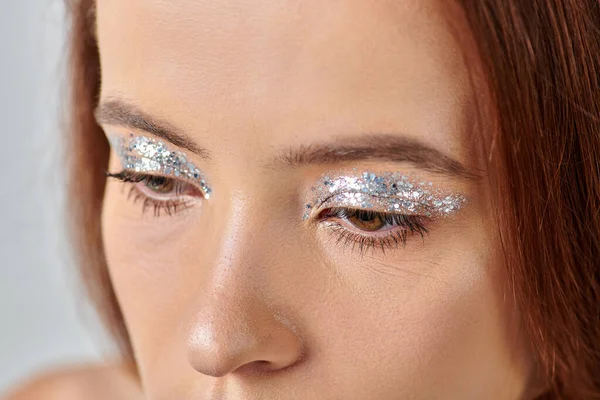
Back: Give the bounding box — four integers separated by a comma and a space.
303, 170, 466, 220
108, 133, 212, 199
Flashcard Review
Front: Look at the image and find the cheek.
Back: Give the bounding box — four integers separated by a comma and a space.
312, 219, 529, 396
101, 179, 207, 383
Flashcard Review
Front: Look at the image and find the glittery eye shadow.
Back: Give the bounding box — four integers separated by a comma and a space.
303, 170, 466, 220
108, 133, 212, 198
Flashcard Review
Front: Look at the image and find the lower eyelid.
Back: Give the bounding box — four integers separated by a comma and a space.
135, 178, 201, 197
133, 181, 173, 199
133, 182, 201, 202
321, 222, 424, 254
322, 219, 398, 236
126, 185, 199, 217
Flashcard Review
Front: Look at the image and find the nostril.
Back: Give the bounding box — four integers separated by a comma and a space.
233, 359, 283, 376
234, 360, 267, 375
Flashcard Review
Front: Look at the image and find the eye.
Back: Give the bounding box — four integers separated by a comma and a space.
318, 207, 429, 254
132, 174, 202, 203
322, 208, 401, 233
133, 174, 201, 202
106, 170, 202, 217
141, 175, 175, 193
345, 210, 388, 232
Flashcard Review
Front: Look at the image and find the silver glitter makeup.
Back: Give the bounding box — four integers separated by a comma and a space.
303, 170, 466, 220
109, 133, 212, 198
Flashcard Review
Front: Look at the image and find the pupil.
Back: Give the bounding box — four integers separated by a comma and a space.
149, 177, 166, 187
359, 212, 375, 222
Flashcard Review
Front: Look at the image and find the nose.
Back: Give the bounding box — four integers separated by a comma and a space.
185, 194, 305, 378
186, 287, 304, 378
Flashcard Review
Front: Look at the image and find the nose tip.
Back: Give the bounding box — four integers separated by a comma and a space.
187, 310, 304, 378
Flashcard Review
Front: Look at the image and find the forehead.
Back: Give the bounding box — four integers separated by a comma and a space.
95, 0, 475, 159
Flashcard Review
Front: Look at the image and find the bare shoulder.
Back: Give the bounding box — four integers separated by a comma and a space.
3, 362, 143, 400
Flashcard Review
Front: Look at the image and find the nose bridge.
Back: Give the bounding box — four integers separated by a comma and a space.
205, 185, 289, 290
185, 190, 304, 377
205, 190, 248, 289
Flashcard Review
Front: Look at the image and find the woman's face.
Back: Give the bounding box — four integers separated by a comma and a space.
97, 0, 534, 398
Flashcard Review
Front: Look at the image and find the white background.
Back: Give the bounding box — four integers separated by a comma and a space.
0, 1, 110, 395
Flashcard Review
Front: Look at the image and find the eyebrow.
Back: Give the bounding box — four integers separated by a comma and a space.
273, 135, 479, 180
95, 99, 478, 180
94, 99, 211, 158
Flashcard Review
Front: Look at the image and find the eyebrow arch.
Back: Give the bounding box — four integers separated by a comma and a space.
94, 98, 211, 158
273, 134, 480, 180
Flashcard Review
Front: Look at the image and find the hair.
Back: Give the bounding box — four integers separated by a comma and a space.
65, 0, 600, 398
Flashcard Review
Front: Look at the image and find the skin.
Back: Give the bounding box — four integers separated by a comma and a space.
70, 0, 538, 399
3, 363, 140, 400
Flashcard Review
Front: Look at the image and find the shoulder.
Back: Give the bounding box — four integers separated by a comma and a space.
3, 362, 142, 400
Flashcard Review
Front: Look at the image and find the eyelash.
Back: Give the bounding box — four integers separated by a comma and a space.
106, 170, 200, 217
318, 208, 429, 254
106, 170, 430, 253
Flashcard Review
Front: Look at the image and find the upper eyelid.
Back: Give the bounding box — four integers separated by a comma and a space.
307, 192, 432, 219
108, 134, 213, 199
303, 171, 466, 220
110, 170, 203, 199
